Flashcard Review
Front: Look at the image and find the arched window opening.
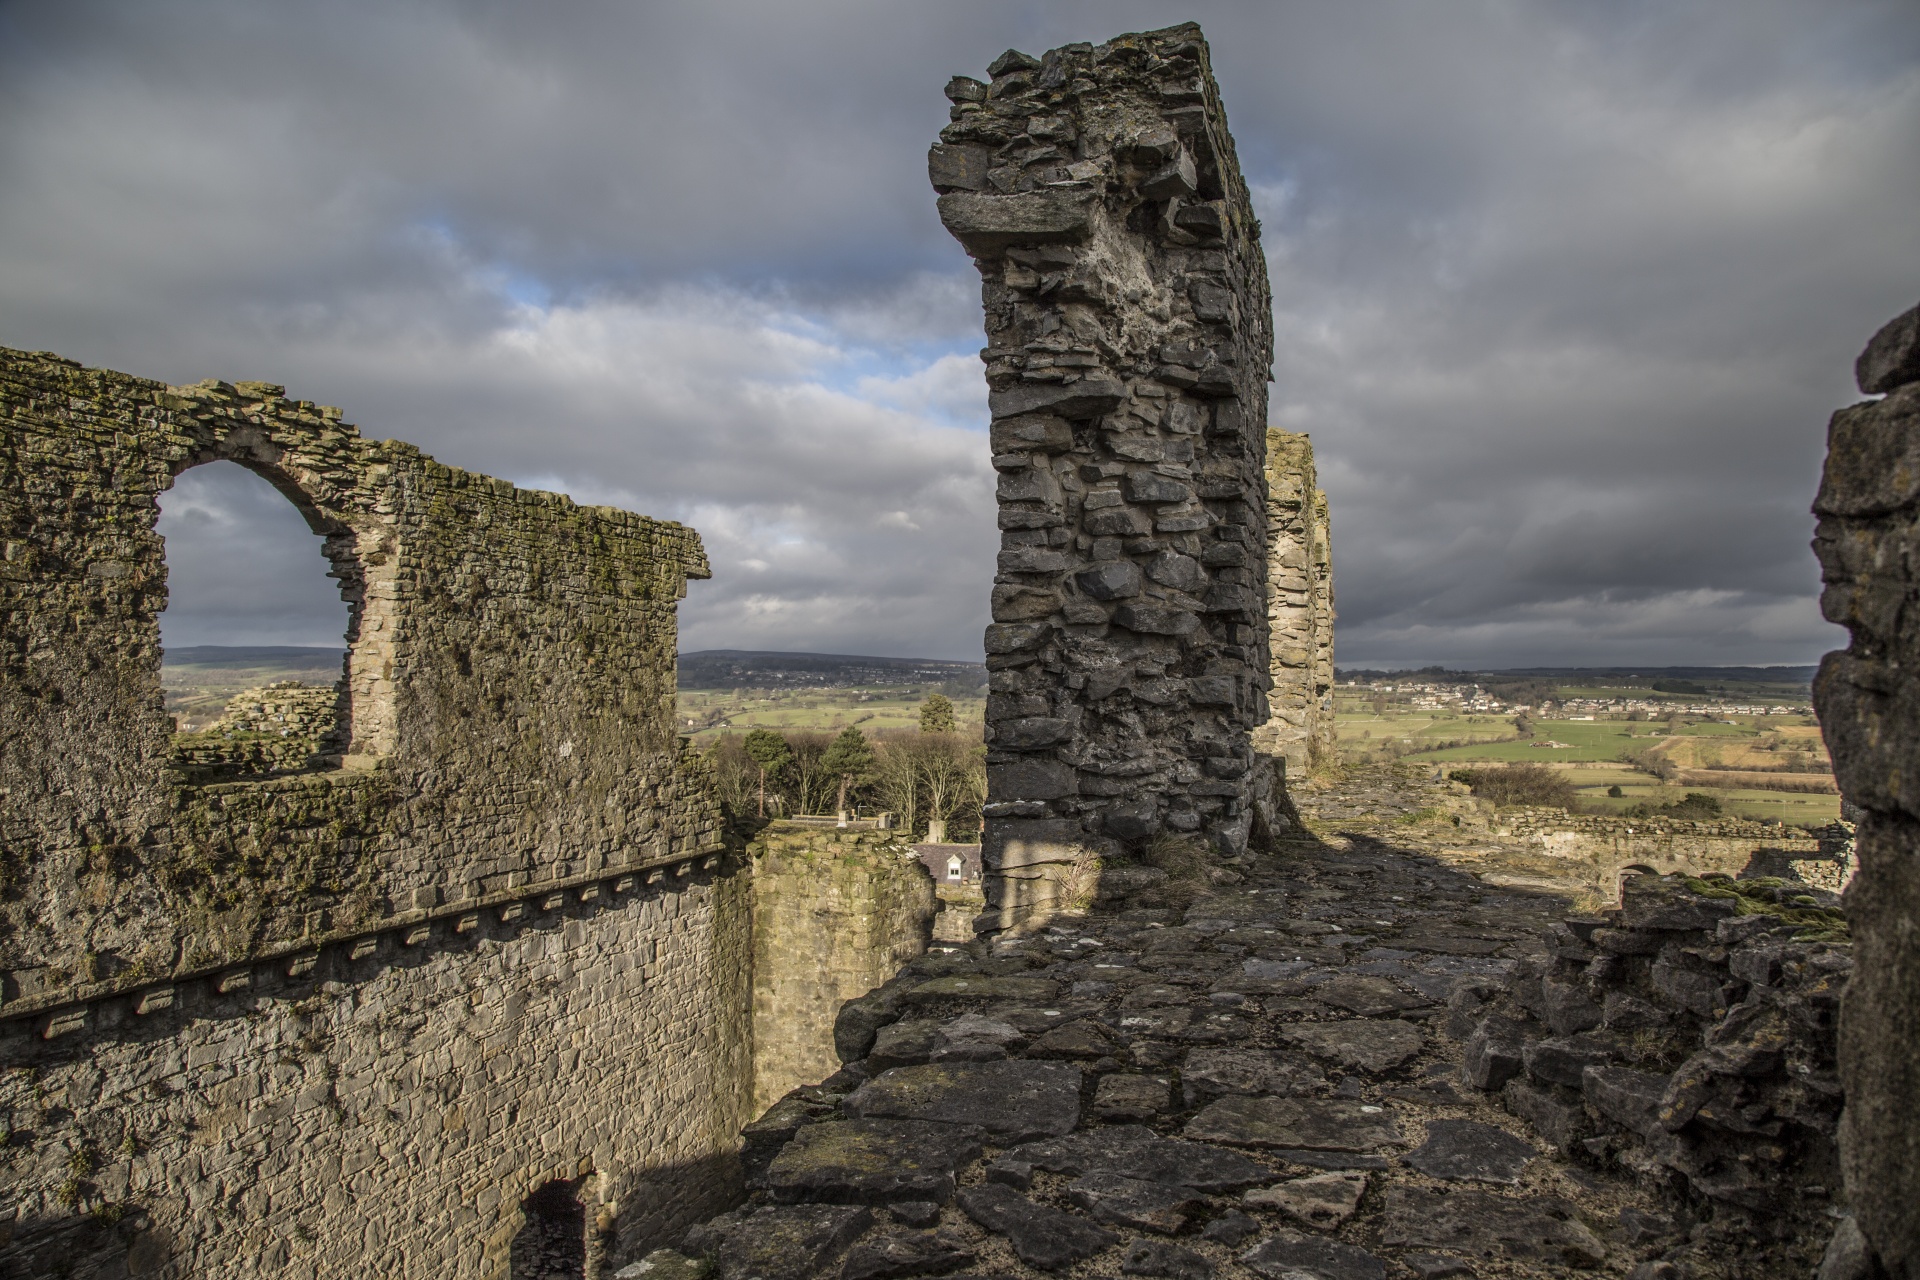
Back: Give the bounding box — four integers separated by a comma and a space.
156, 460, 351, 782
511, 1178, 587, 1280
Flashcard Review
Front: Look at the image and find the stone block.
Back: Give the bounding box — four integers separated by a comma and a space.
937, 190, 1098, 256
1856, 302, 1920, 394
927, 143, 991, 193
989, 758, 1079, 802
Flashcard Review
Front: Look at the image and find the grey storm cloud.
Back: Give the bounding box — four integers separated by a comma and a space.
3, 0, 1916, 665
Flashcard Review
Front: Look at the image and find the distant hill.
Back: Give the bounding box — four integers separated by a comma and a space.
677, 649, 986, 691
1334, 664, 1816, 690
163, 645, 346, 672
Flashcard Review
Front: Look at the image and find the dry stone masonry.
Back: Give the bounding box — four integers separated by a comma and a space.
1812, 301, 1920, 1280
933, 24, 1279, 933
1456, 874, 1849, 1231
1252, 430, 1334, 777
0, 347, 755, 1277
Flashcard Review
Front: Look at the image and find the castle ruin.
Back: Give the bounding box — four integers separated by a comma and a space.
931, 25, 1285, 933
0, 352, 750, 1277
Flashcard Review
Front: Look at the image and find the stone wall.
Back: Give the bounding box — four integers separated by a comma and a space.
170, 681, 346, 783
1811, 301, 1920, 1279
932, 24, 1276, 933
1252, 429, 1333, 776
0, 852, 755, 1280
0, 346, 718, 1015
748, 825, 939, 1114
1456, 874, 1848, 1233
0, 347, 750, 1277
1477, 807, 1844, 898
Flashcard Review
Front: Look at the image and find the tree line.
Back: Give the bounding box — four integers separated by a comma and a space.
700, 694, 987, 842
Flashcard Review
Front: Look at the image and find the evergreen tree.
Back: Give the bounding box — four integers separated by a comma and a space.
742, 728, 791, 819
919, 692, 956, 734
822, 725, 876, 820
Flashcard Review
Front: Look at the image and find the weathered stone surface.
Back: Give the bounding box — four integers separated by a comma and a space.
764, 1119, 985, 1205
1817, 321, 1920, 1278
1315, 976, 1426, 1017
1855, 301, 1920, 394
1122, 1239, 1214, 1280
1380, 1188, 1605, 1269
1181, 1046, 1328, 1104
956, 1183, 1119, 1270
1501, 1077, 1588, 1151
1242, 1172, 1368, 1229
886, 1201, 942, 1230
1186, 1097, 1403, 1152
1240, 1232, 1388, 1280
1522, 1034, 1620, 1089
940, 25, 1278, 933
1067, 1172, 1208, 1234
1400, 1120, 1536, 1185
844, 1060, 1082, 1142
1401, 1254, 1474, 1280
1092, 1072, 1172, 1120
704, 1205, 875, 1280
1010, 1124, 1270, 1192
1280, 1019, 1424, 1074
903, 975, 1061, 1005
1582, 1065, 1668, 1139
868, 1019, 945, 1071
1027, 1017, 1124, 1060
839, 1229, 978, 1280
1252, 430, 1335, 775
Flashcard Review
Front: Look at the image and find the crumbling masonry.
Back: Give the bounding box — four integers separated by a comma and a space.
0, 349, 753, 1278
933, 24, 1281, 932
1254, 429, 1334, 776
1813, 302, 1920, 1280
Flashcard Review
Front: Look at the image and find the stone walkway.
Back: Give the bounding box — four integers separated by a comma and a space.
635, 768, 1828, 1280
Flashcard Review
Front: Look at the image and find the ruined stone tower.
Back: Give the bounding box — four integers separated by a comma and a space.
932, 24, 1275, 931
1254, 429, 1334, 776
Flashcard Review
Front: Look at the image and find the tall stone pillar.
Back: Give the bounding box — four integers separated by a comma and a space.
932, 23, 1274, 933
1813, 301, 1920, 1279
1253, 428, 1335, 776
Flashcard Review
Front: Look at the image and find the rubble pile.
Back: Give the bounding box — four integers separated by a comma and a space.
1457, 873, 1849, 1231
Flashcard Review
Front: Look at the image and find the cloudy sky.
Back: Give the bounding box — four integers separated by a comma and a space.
3, 1, 1915, 667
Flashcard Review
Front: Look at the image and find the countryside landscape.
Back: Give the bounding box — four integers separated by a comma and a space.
5, 6, 1917, 1280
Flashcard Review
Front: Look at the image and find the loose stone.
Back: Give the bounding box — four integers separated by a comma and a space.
1242, 1171, 1368, 1229
1399, 1120, 1536, 1185
844, 1060, 1082, 1142
1280, 1019, 1425, 1074
955, 1183, 1119, 1271
1240, 1232, 1389, 1280
1186, 1097, 1404, 1152
1067, 1172, 1208, 1234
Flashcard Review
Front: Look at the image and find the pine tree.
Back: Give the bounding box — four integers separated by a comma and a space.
919, 692, 955, 734
822, 726, 876, 822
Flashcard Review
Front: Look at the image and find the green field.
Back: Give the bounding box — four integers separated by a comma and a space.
1334, 706, 1840, 826
676, 686, 985, 741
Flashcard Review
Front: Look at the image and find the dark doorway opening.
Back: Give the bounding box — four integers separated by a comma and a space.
511, 1178, 587, 1280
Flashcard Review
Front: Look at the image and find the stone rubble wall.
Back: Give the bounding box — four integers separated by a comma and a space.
0, 346, 718, 1015
0, 866, 756, 1280
1251, 429, 1333, 776
1476, 807, 1847, 896
748, 825, 939, 1114
931, 24, 1277, 933
1811, 301, 1920, 1278
170, 681, 346, 783
1456, 874, 1848, 1225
